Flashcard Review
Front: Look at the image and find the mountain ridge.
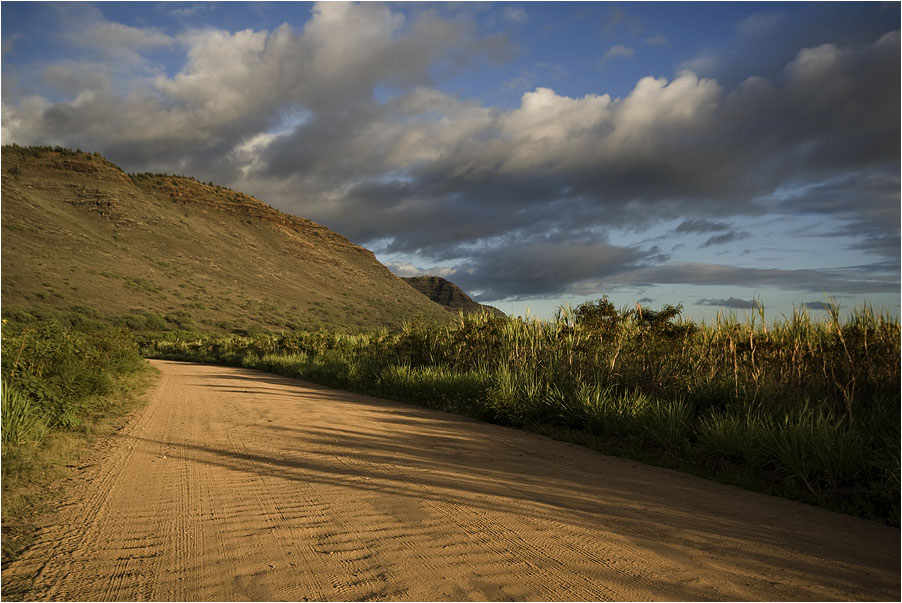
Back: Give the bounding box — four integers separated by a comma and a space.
402, 276, 505, 317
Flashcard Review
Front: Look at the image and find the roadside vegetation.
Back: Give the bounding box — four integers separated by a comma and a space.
1, 321, 152, 563
143, 298, 900, 525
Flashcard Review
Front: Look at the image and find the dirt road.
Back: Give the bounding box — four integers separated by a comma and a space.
4, 360, 899, 601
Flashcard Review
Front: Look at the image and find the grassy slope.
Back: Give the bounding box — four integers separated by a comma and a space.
1, 146, 452, 333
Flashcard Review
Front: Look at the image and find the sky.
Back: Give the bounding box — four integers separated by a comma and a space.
2, 1, 899, 322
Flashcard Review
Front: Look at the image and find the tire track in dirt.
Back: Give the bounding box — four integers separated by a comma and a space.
3, 360, 898, 601
10, 381, 170, 601
321, 429, 626, 601
219, 413, 395, 601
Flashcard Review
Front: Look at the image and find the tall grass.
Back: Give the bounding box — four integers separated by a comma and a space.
1, 381, 48, 446
143, 300, 900, 524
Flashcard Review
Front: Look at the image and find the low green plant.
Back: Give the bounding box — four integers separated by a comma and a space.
640, 398, 694, 453
696, 405, 765, 464
1, 381, 48, 445
759, 405, 867, 498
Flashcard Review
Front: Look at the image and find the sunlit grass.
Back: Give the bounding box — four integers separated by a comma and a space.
1, 381, 48, 446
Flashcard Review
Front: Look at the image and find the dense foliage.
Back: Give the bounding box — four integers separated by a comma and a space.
144, 300, 900, 524
1, 322, 146, 444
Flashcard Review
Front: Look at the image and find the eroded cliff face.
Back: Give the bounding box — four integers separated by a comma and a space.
402, 276, 505, 317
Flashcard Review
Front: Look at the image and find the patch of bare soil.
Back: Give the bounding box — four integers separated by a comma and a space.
3, 360, 898, 601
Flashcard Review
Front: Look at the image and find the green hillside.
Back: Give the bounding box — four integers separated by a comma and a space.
1, 145, 453, 332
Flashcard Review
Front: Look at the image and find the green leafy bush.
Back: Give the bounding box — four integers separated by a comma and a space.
2, 323, 145, 433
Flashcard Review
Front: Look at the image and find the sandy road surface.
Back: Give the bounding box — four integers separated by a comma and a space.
3, 360, 899, 601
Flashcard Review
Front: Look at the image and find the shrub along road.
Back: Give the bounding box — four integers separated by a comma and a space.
3, 360, 898, 601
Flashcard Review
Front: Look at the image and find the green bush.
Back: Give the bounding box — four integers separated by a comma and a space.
696, 406, 765, 464
1, 320, 150, 566
759, 406, 868, 496
2, 323, 145, 433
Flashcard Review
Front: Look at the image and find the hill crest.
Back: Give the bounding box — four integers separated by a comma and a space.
1, 145, 456, 332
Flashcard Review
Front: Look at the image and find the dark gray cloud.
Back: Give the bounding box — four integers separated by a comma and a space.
675, 219, 730, 233
277, 27, 899, 265
850, 235, 902, 260
689, 3, 898, 88
698, 297, 757, 309
615, 263, 897, 295
405, 253, 898, 302
802, 301, 831, 311
701, 231, 751, 248
778, 170, 901, 258
444, 234, 650, 301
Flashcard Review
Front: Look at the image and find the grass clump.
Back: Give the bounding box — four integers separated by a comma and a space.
2, 382, 49, 446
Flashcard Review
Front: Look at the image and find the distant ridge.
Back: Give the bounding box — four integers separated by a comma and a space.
1, 145, 452, 332
403, 276, 505, 317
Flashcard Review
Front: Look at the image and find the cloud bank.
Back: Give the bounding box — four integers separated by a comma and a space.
3, 3, 898, 303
